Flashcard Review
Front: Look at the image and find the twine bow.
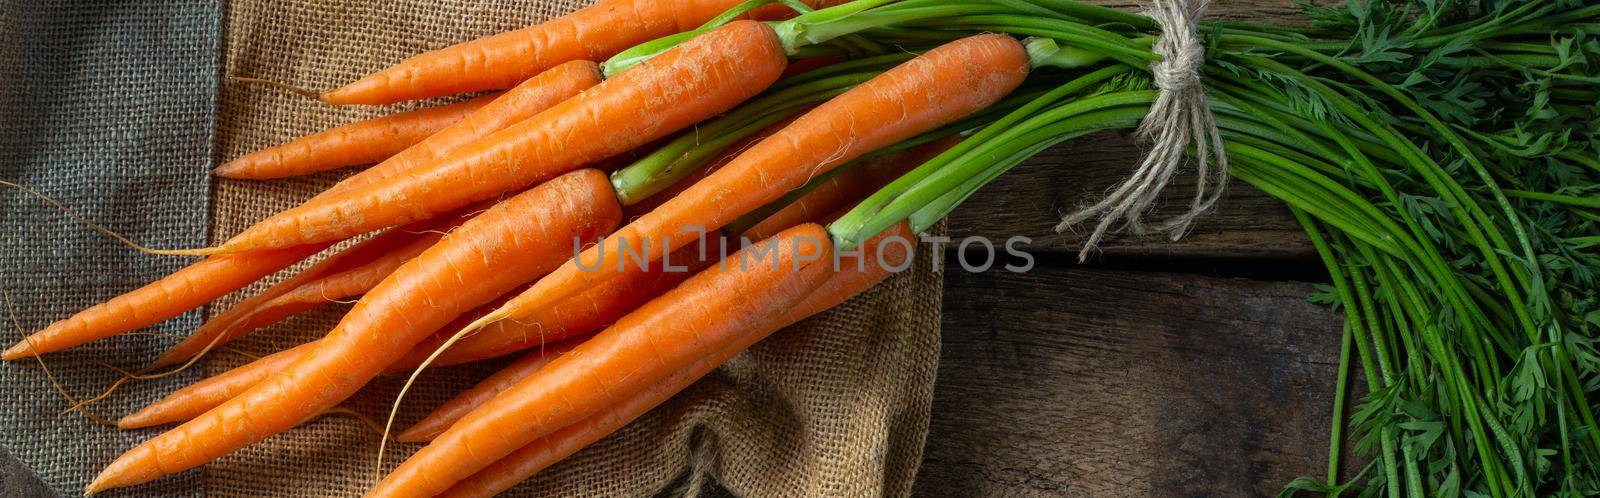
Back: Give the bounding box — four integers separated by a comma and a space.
1054, 0, 1227, 262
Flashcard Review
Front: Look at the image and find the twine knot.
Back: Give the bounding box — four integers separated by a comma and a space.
1054, 0, 1228, 262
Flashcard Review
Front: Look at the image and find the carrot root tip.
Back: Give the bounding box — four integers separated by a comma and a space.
229, 76, 323, 101
393, 426, 434, 443
2, 340, 32, 361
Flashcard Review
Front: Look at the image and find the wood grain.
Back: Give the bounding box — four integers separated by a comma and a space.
945, 0, 1331, 262
918, 266, 1342, 497
947, 132, 1314, 261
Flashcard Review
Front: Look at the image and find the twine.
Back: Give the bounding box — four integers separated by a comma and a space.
1054, 0, 1227, 262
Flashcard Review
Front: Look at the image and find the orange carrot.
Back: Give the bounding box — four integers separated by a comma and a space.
315, 61, 601, 201
118, 342, 319, 429
1, 244, 330, 361
119, 235, 733, 433
622, 115, 798, 220
321, 0, 819, 105
120, 237, 723, 430
86, 169, 622, 493
4, 64, 600, 361
213, 93, 497, 180
151, 213, 472, 368
151, 216, 455, 368
469, 35, 1027, 336
439, 223, 913, 498
369, 223, 835, 497
395, 338, 586, 443
407, 238, 725, 367
213, 21, 785, 254
744, 137, 958, 240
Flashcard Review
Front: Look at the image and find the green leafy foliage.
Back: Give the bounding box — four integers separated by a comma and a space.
760, 2, 1599, 494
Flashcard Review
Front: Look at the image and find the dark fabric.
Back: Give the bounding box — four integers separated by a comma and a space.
0, 1, 221, 496
0, 448, 53, 498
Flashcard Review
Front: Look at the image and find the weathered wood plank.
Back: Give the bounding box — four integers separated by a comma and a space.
919, 266, 1343, 497
948, 133, 1314, 261
948, 0, 1324, 261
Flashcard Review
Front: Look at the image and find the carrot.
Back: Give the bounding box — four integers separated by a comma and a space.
406, 238, 725, 367
118, 231, 731, 432
86, 169, 622, 493
621, 115, 796, 219
150, 215, 460, 368
121, 237, 723, 430
439, 223, 913, 498
4, 63, 600, 361
466, 34, 1027, 337
210, 21, 785, 255
321, 0, 818, 105
743, 137, 959, 240
314, 61, 601, 200
369, 223, 835, 497
0, 244, 330, 361
117, 342, 318, 429
395, 339, 585, 443
151, 212, 473, 368
213, 93, 498, 180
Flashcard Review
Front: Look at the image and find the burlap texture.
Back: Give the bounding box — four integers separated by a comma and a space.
0, 1, 219, 496
205, 1, 944, 497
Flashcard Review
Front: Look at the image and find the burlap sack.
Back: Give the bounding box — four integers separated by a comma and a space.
0, 1, 218, 496
204, 1, 944, 497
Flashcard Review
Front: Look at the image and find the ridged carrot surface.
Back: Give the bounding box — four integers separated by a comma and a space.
321, 0, 822, 105
151, 214, 465, 368
117, 342, 318, 429
1, 244, 329, 360
744, 137, 959, 240
395, 340, 581, 443
621, 115, 797, 220
369, 224, 835, 497
438, 223, 913, 498
215, 21, 785, 254
476, 34, 1028, 338
213, 93, 497, 179
405, 238, 724, 368
315, 61, 601, 200
4, 63, 600, 362
87, 169, 622, 493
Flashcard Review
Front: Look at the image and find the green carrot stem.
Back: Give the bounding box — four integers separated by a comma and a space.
611, 61, 913, 204
1018, 0, 1155, 29
1501, 189, 1600, 209
1292, 213, 1401, 498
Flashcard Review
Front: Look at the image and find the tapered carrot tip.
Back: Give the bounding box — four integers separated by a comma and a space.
320, 83, 373, 106
211, 160, 249, 179
115, 406, 164, 430
86, 445, 162, 494
394, 425, 437, 443
3, 340, 37, 361
148, 347, 194, 369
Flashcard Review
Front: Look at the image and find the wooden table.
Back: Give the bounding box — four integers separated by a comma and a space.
921, 87, 1343, 498
1, 3, 1343, 496
910, 4, 1348, 494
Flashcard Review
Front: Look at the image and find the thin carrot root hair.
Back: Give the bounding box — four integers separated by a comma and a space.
56, 315, 260, 417
229, 76, 322, 101
317, 407, 386, 436
374, 305, 515, 482
3, 289, 118, 427
1, 179, 220, 256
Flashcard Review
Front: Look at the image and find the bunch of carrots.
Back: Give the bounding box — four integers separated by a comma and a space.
7, 0, 1595, 496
